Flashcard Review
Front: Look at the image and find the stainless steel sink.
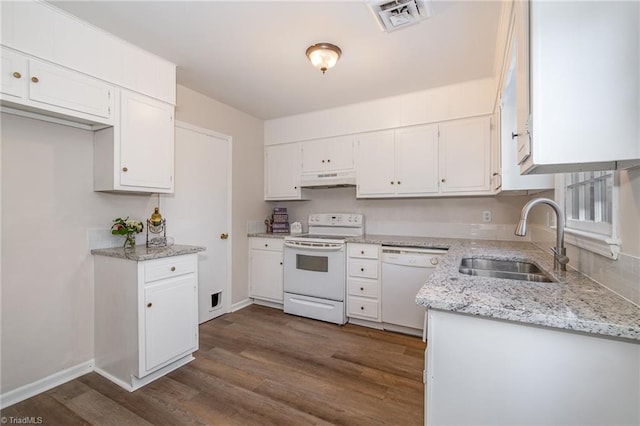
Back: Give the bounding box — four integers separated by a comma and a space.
459, 258, 554, 283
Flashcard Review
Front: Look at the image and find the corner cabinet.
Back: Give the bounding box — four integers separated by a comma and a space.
515, 0, 640, 174
94, 90, 175, 193
249, 237, 284, 305
438, 117, 492, 194
93, 253, 199, 391
264, 143, 309, 200
356, 116, 492, 198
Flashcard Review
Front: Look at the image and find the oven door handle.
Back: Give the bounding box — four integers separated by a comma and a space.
284, 241, 344, 251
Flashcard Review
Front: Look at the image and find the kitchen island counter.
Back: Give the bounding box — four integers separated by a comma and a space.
347, 234, 640, 342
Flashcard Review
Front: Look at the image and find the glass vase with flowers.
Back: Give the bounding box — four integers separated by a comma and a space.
111, 217, 144, 248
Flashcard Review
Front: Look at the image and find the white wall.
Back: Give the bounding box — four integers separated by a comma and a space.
175, 85, 267, 305
264, 78, 495, 145
0, 84, 265, 396
0, 113, 157, 394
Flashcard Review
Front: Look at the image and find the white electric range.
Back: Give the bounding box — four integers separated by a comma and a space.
283, 213, 364, 325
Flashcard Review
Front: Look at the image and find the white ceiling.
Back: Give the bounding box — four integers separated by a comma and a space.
50, 1, 503, 120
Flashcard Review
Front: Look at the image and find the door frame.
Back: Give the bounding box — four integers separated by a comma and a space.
175, 120, 233, 317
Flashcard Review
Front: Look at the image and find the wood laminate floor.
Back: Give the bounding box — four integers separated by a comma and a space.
1, 305, 425, 425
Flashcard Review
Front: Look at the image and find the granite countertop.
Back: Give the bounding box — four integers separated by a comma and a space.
350, 234, 640, 342
247, 233, 291, 239
91, 244, 206, 261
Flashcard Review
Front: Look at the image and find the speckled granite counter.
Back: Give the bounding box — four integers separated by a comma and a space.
348, 234, 640, 342
247, 233, 290, 238
91, 244, 205, 261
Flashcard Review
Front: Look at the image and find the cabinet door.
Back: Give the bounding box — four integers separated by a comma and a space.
514, 0, 531, 165
28, 58, 113, 119
439, 117, 492, 193
265, 143, 302, 200
395, 124, 439, 196
250, 249, 283, 302
120, 90, 174, 190
0, 48, 26, 99
301, 139, 328, 173
356, 130, 396, 197
143, 275, 197, 374
325, 136, 355, 171
301, 135, 354, 173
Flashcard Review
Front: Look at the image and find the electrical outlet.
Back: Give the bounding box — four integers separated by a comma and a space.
482, 211, 492, 223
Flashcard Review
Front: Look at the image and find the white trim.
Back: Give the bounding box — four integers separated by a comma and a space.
555, 174, 621, 260
0, 360, 94, 409
231, 298, 253, 312
0, 106, 101, 130
94, 354, 194, 393
175, 120, 233, 316
564, 228, 620, 260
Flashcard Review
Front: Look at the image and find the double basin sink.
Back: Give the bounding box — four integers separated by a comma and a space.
459, 257, 554, 283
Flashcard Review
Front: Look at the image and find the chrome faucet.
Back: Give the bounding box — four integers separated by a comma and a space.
514, 198, 569, 272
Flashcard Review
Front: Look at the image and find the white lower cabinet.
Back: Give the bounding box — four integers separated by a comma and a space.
346, 243, 381, 322
1, 46, 114, 124
94, 254, 198, 391
249, 237, 284, 304
425, 310, 640, 425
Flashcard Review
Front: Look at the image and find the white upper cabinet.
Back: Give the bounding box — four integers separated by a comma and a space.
1, 47, 115, 124
516, 0, 640, 173
439, 117, 492, 194
264, 143, 308, 200
395, 125, 439, 195
356, 130, 397, 197
495, 30, 553, 193
94, 89, 174, 193
28, 58, 113, 120
1, 1, 175, 104
357, 118, 492, 198
119, 91, 174, 190
301, 135, 354, 174
0, 48, 27, 99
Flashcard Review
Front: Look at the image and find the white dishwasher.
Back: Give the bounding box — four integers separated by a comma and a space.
381, 246, 447, 337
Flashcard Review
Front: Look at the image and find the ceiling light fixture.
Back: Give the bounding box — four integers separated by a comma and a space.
306, 43, 342, 75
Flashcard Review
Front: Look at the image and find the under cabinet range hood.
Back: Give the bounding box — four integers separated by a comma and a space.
300, 170, 356, 188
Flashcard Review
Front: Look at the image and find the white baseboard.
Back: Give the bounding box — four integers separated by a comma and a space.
231, 298, 253, 312
0, 359, 94, 409
252, 299, 283, 310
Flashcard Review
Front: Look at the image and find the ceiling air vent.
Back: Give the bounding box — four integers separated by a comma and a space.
368, 0, 431, 32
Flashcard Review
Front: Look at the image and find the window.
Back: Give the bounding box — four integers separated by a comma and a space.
565, 171, 613, 235
558, 171, 620, 259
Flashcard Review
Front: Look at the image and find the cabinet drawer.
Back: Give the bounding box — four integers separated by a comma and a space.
144, 256, 196, 283
348, 296, 379, 320
349, 259, 378, 279
348, 278, 378, 298
348, 243, 379, 259
251, 237, 284, 251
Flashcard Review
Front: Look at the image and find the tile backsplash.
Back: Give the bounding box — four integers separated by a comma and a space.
532, 225, 640, 306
